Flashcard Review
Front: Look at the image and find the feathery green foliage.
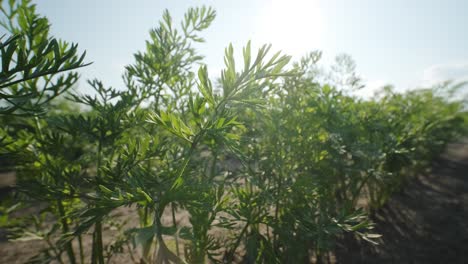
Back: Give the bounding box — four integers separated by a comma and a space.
1, 1, 466, 264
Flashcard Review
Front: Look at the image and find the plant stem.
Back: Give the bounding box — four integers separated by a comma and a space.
153, 205, 184, 264
209, 150, 217, 180
95, 221, 105, 264
57, 200, 76, 264
144, 206, 149, 226
273, 171, 282, 251
78, 235, 84, 264
92, 138, 105, 264
226, 221, 250, 262
171, 203, 180, 257
140, 145, 153, 262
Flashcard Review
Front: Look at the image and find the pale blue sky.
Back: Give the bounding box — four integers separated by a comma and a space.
33, 0, 468, 96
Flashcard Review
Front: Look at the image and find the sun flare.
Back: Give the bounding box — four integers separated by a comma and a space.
255, 0, 324, 58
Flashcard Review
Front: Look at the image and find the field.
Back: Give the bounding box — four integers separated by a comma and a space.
1, 141, 467, 263
1, 1, 468, 263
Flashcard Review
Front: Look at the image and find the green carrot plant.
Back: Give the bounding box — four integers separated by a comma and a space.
0, 0, 89, 116
1, 1, 467, 264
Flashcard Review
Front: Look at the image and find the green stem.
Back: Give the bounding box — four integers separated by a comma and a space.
144, 206, 149, 226
94, 221, 105, 264
273, 172, 282, 251
92, 138, 105, 264
226, 221, 250, 262
78, 235, 84, 264
91, 232, 97, 264
171, 203, 180, 257
153, 205, 184, 264
140, 140, 154, 262
209, 150, 217, 180
171, 136, 201, 190
141, 206, 153, 262
57, 200, 76, 264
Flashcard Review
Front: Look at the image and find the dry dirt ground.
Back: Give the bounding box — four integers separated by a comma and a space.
335, 141, 468, 263
1, 141, 468, 263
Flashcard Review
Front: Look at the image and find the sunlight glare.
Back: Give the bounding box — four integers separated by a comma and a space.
255, 0, 325, 59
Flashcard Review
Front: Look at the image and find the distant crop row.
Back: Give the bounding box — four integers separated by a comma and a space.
1, 1, 466, 263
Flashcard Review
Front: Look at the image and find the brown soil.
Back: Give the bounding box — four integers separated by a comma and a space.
335, 141, 468, 263
1, 141, 468, 263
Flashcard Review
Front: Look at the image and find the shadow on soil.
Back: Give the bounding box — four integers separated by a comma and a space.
335, 142, 468, 263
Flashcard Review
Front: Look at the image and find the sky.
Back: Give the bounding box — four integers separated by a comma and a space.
31, 0, 468, 97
